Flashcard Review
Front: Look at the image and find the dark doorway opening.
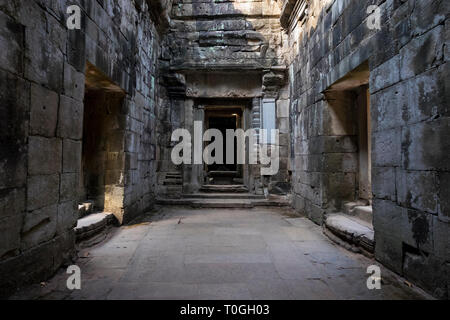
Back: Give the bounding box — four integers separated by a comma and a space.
79, 62, 126, 219
324, 61, 372, 222
205, 107, 243, 185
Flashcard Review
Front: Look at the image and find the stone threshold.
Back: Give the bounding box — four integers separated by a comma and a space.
200, 184, 250, 193
156, 197, 290, 208
157, 190, 290, 208
323, 213, 375, 257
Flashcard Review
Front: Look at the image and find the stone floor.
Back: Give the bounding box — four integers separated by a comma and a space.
12, 206, 430, 300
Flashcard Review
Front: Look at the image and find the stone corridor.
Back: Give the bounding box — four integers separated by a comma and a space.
1, 0, 448, 300
12, 207, 428, 300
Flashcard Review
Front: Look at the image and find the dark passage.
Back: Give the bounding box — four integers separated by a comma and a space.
206, 107, 242, 184
80, 63, 126, 215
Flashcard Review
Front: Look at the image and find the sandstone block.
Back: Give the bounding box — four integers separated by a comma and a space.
438, 172, 450, 221
22, 204, 57, 251
277, 99, 290, 118
0, 11, 24, 74
403, 208, 434, 253
396, 169, 438, 214
374, 231, 403, 274
0, 70, 29, 189
64, 62, 85, 102
0, 214, 22, 258
0, 188, 25, 220
30, 84, 59, 137
25, 27, 63, 92
372, 128, 402, 167
373, 199, 406, 236
28, 136, 62, 176
371, 82, 406, 132
410, 0, 446, 36
404, 67, 448, 125
63, 139, 82, 173
27, 174, 60, 211
321, 153, 357, 173
57, 95, 84, 140
57, 201, 78, 235
432, 216, 450, 259
60, 173, 79, 202
401, 118, 450, 171
400, 25, 444, 80
372, 167, 396, 201
370, 55, 400, 93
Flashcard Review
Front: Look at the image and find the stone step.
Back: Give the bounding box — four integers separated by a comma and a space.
163, 178, 183, 185
156, 197, 290, 208
157, 198, 252, 208
183, 193, 265, 200
191, 199, 254, 208
323, 213, 374, 256
207, 171, 238, 177
166, 173, 181, 178
74, 212, 116, 243
200, 185, 249, 193
352, 206, 373, 223
163, 171, 181, 176
164, 175, 182, 180
252, 198, 290, 207
343, 200, 370, 214
167, 186, 183, 192
343, 201, 373, 223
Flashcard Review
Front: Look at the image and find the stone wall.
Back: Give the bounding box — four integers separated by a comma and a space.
0, 0, 167, 297
0, 0, 447, 300
285, 0, 449, 298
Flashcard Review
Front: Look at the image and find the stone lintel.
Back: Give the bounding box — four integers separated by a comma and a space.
185, 72, 263, 98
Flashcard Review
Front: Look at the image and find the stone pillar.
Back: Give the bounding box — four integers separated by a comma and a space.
182, 99, 204, 193
260, 68, 290, 194
250, 97, 262, 194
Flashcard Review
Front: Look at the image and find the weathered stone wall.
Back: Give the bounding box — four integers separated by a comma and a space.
0, 0, 167, 297
285, 0, 449, 298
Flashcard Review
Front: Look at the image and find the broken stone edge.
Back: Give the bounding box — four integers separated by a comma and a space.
323, 214, 375, 258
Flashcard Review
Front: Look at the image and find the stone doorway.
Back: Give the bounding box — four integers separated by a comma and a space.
323, 62, 373, 216
322, 62, 374, 255
79, 63, 126, 222
204, 106, 243, 185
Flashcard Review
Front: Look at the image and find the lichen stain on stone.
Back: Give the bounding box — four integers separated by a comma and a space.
411, 36, 433, 75
422, 124, 443, 170
401, 128, 411, 169
407, 210, 430, 247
